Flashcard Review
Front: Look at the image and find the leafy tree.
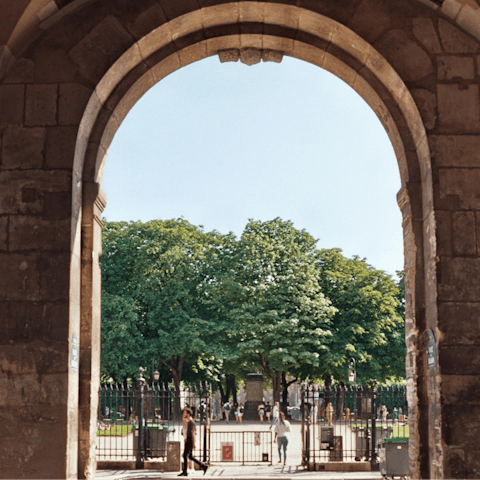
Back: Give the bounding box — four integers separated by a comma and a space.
199, 218, 336, 402
101, 217, 406, 397
101, 219, 224, 388
101, 292, 146, 382
315, 249, 405, 384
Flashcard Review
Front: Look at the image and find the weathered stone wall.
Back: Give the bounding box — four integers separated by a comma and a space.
1, 0, 480, 478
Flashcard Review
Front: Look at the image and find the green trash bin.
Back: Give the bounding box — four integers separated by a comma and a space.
378, 438, 409, 479
145, 426, 169, 458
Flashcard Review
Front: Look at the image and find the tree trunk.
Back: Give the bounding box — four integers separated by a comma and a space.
272, 371, 281, 403
324, 374, 332, 412
226, 374, 237, 404
335, 383, 345, 420
281, 372, 288, 412
159, 355, 183, 421
225, 375, 231, 402
217, 379, 227, 404
172, 370, 182, 421
280, 373, 297, 413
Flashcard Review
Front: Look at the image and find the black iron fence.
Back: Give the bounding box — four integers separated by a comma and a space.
97, 379, 212, 467
301, 382, 408, 469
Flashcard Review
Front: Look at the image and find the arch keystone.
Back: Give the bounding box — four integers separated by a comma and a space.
240, 47, 262, 66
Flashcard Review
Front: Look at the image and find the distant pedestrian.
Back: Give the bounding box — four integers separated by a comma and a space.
224, 400, 232, 423
270, 402, 279, 429
326, 402, 334, 426
274, 412, 291, 465
234, 402, 240, 423
178, 408, 208, 476
381, 404, 388, 422
265, 402, 272, 422
238, 404, 244, 424
257, 402, 266, 422
199, 400, 206, 424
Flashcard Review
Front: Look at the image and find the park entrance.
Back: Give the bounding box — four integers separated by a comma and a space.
97, 378, 212, 470
96, 376, 408, 472
96, 378, 273, 470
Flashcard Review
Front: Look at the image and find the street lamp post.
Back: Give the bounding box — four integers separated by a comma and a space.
348, 358, 356, 389
369, 379, 378, 470
136, 366, 146, 470
349, 358, 357, 420
151, 361, 160, 422
152, 360, 160, 383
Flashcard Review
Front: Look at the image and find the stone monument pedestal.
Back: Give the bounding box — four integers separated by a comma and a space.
243, 373, 264, 420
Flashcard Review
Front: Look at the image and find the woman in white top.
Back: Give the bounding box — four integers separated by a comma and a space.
273, 411, 291, 465
270, 402, 280, 429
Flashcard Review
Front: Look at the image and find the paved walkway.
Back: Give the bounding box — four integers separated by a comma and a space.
96, 467, 382, 480
95, 420, 383, 480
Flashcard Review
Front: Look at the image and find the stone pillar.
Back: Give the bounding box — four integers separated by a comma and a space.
429, 134, 480, 478
397, 185, 431, 479
0, 122, 80, 478
78, 182, 106, 479
166, 441, 181, 471
243, 373, 264, 420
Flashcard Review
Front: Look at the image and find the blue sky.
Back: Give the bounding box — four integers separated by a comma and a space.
103, 56, 403, 276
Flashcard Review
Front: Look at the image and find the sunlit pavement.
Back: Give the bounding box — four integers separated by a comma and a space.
95, 420, 382, 480
95, 466, 382, 480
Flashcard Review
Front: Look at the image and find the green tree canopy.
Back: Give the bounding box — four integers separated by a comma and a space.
100, 217, 406, 390
315, 248, 405, 384
198, 218, 337, 400
101, 219, 225, 386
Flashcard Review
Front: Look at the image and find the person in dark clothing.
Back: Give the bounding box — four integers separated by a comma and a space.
178, 408, 208, 476
199, 400, 207, 424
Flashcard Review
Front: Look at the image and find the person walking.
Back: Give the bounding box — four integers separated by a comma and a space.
270, 402, 279, 429
178, 408, 208, 476
224, 400, 232, 423
257, 401, 266, 422
326, 402, 334, 426
274, 412, 291, 465
234, 402, 240, 423
265, 402, 272, 422
199, 400, 206, 424
238, 404, 244, 424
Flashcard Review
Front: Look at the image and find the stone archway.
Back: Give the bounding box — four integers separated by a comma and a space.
1, 1, 480, 479
75, 4, 433, 478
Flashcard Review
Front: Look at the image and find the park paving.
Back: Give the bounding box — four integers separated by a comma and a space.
95, 420, 383, 480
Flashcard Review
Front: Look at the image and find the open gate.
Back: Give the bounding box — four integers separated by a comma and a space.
97, 371, 212, 469
301, 382, 408, 470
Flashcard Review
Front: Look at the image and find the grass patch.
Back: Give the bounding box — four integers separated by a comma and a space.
349, 424, 393, 429
97, 425, 133, 436
347, 424, 409, 439
391, 425, 409, 438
